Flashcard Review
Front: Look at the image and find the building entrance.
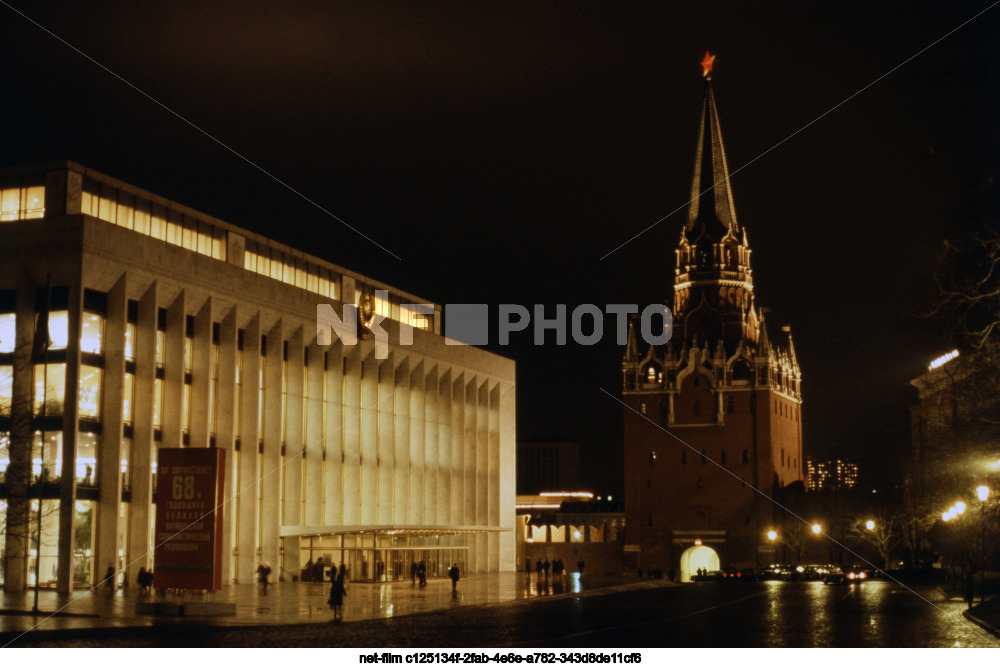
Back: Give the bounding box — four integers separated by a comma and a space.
679, 545, 719, 582
294, 531, 469, 583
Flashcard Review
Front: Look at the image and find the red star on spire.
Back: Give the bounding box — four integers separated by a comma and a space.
701, 51, 716, 78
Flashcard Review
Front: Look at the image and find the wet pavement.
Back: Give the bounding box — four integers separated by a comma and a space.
0, 572, 645, 646
2, 576, 998, 647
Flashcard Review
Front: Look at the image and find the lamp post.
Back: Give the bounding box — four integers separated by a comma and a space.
977, 485, 989, 604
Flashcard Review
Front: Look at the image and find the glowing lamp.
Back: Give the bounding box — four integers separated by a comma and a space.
977, 485, 990, 502
811, 524, 821, 534
866, 520, 875, 531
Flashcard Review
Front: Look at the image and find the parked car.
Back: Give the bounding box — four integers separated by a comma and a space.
823, 565, 868, 584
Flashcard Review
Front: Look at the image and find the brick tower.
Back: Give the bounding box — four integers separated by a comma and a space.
622, 54, 803, 578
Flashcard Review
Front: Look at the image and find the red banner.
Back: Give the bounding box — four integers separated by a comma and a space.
153, 448, 226, 590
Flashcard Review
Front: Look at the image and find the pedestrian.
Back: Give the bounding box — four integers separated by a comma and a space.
668, 568, 676, 582
964, 572, 975, 610
313, 557, 325, 582
525, 560, 532, 574
417, 561, 427, 586
543, 558, 551, 581
257, 561, 272, 593
303, 558, 314, 582
578, 560, 585, 576
137, 567, 152, 595
339, 562, 347, 581
328, 573, 346, 621
448, 563, 460, 591
104, 564, 115, 591
411, 561, 417, 584
535, 558, 543, 582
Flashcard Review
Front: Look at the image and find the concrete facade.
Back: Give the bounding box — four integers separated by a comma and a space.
0, 161, 516, 593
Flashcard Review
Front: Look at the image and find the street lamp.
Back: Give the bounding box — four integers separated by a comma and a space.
866, 520, 875, 531
767, 530, 777, 541
811, 523, 821, 535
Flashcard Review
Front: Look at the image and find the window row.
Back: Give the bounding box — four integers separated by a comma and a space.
244, 240, 341, 301
81, 189, 226, 261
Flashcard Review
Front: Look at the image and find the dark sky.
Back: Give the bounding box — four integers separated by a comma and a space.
3, 1, 999, 494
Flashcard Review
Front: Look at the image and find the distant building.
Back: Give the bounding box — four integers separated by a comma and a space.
515, 491, 624, 576
621, 59, 804, 581
805, 456, 858, 492
516, 440, 581, 495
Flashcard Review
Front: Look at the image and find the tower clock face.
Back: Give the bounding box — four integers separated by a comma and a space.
359, 289, 377, 331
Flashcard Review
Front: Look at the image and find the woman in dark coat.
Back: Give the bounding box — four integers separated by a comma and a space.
328, 573, 346, 621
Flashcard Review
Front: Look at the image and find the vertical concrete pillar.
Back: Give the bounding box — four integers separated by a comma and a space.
323, 341, 345, 526
489, 383, 501, 572
341, 342, 360, 526
408, 360, 424, 525
261, 320, 283, 574
436, 368, 451, 527
392, 355, 409, 525
215, 306, 238, 584
57, 281, 83, 593
476, 380, 489, 572
451, 373, 465, 526
304, 339, 324, 526
282, 327, 304, 579
161, 291, 185, 449
376, 351, 395, 525
498, 380, 516, 572
463, 377, 477, 570
128, 282, 157, 585
189, 297, 213, 448
236, 314, 261, 583
359, 347, 378, 526
96, 274, 126, 588
422, 364, 438, 526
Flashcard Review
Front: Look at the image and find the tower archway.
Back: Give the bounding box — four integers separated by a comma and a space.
679, 545, 719, 582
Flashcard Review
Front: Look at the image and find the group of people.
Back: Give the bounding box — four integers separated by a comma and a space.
529, 558, 584, 581
410, 560, 429, 586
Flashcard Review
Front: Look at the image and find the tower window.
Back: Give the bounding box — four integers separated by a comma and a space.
693, 377, 699, 388
647, 367, 656, 382
741, 449, 749, 464
693, 401, 700, 416
682, 450, 687, 464
701, 449, 707, 464
727, 396, 735, 414
721, 450, 727, 465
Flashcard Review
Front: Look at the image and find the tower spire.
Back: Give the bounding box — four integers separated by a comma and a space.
686, 53, 739, 242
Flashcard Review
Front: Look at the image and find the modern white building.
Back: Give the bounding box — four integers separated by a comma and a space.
0, 161, 516, 592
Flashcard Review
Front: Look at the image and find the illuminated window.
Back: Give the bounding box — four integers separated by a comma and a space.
33, 363, 66, 415
150, 213, 166, 240
116, 200, 135, 230
78, 366, 102, 419
0, 430, 9, 478
647, 367, 656, 382
0, 312, 15, 353
184, 336, 193, 373
134, 204, 151, 235
124, 322, 136, 362
77, 432, 98, 484
0, 185, 45, 220
0, 365, 11, 416
123, 373, 134, 424
153, 379, 163, 428
32, 430, 62, 478
155, 330, 165, 368
80, 312, 104, 354
183, 383, 192, 432
45, 311, 69, 350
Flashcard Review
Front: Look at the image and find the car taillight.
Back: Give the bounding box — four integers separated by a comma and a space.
737, 572, 741, 578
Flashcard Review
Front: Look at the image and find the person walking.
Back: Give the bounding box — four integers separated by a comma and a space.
410, 561, 417, 584
578, 560, 585, 576
256, 561, 272, 594
448, 563, 460, 591
104, 564, 115, 592
328, 573, 347, 622
535, 558, 543, 583
543, 558, 551, 581
417, 560, 427, 586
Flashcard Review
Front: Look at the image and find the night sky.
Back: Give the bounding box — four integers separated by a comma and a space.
3, 1, 999, 495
